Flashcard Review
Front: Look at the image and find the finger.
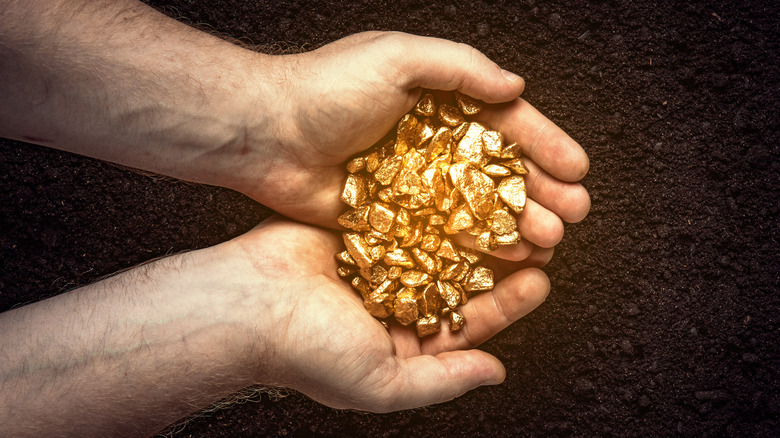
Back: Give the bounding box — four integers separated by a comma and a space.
377, 350, 505, 412
421, 268, 550, 354
474, 98, 590, 182
524, 159, 591, 223
388, 321, 423, 358
450, 199, 562, 262
485, 246, 555, 282
516, 198, 564, 248
391, 33, 525, 103
452, 232, 534, 262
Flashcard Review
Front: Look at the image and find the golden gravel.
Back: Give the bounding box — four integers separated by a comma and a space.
336, 91, 527, 337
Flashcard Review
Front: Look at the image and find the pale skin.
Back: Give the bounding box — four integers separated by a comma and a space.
0, 0, 590, 436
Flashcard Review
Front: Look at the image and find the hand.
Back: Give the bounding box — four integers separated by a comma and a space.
239, 32, 590, 261
233, 216, 553, 411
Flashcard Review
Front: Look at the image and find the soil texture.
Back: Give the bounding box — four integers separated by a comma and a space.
1, 0, 778, 436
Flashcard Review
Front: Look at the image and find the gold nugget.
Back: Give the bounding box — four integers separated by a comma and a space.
336, 92, 528, 336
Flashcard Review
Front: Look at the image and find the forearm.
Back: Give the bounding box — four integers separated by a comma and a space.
0, 245, 265, 437
0, 0, 277, 190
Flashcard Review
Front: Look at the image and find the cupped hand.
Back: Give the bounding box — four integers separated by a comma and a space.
229, 216, 552, 412
240, 32, 589, 261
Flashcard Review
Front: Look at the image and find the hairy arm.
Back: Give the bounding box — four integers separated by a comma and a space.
0, 0, 276, 191
0, 243, 269, 437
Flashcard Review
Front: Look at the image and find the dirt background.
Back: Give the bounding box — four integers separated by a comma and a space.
1, 0, 778, 436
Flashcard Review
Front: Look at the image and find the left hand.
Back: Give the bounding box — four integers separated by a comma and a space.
231, 216, 553, 411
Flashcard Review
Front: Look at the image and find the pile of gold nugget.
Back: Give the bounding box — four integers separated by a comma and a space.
336, 91, 527, 337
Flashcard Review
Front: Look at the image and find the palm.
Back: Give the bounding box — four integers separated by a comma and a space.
239, 216, 553, 411
251, 32, 589, 264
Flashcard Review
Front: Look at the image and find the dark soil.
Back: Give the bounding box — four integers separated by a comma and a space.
2, 0, 778, 436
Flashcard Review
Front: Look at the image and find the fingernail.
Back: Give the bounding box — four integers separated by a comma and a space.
501, 68, 521, 82
480, 377, 503, 386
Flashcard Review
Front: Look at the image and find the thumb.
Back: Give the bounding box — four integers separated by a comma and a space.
391, 33, 525, 103
376, 349, 506, 412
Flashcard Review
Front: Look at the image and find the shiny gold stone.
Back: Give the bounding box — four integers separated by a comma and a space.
435, 238, 462, 261
420, 165, 440, 195
482, 164, 512, 177
454, 91, 483, 115
497, 175, 527, 214
416, 119, 435, 148
337, 206, 371, 231
337, 265, 357, 278
420, 234, 442, 252
439, 261, 469, 282
341, 174, 368, 208
364, 291, 394, 319
346, 157, 366, 173
482, 130, 503, 157
502, 158, 528, 175
384, 248, 416, 269
400, 270, 432, 288
437, 103, 465, 127
387, 266, 403, 280
393, 223, 410, 238
412, 207, 437, 217
400, 221, 423, 247
458, 247, 484, 264
343, 233, 375, 269
394, 288, 419, 326
451, 122, 469, 141
374, 154, 403, 186
463, 266, 494, 292
367, 179, 379, 199
475, 230, 497, 252
415, 93, 436, 117
434, 177, 453, 212
495, 230, 520, 246
336, 250, 356, 265
377, 187, 394, 203
351, 276, 372, 299
491, 209, 517, 235
449, 163, 495, 220
500, 142, 521, 159
369, 245, 386, 262
453, 123, 486, 166
416, 314, 441, 337
368, 229, 393, 242
466, 220, 490, 236
425, 127, 453, 163
392, 169, 423, 196
403, 148, 426, 172
396, 207, 410, 226
446, 203, 475, 233
411, 247, 437, 274
375, 279, 399, 296
396, 114, 419, 155
429, 214, 446, 226
385, 238, 399, 252
418, 283, 442, 316
454, 282, 468, 305
368, 202, 396, 233
364, 149, 382, 173
360, 264, 388, 285
449, 310, 465, 331
437, 280, 462, 309
338, 93, 528, 335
